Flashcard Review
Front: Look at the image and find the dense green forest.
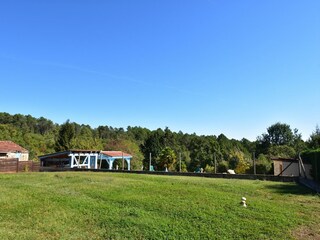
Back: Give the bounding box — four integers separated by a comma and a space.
1, 112, 319, 173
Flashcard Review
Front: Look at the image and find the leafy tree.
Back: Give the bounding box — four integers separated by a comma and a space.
96, 125, 126, 140
256, 154, 272, 174
308, 125, 320, 149
268, 145, 296, 158
204, 164, 215, 173
241, 138, 256, 153
0, 124, 21, 140
217, 160, 229, 173
97, 126, 110, 139
105, 138, 143, 170
230, 148, 250, 174
67, 124, 104, 150
163, 127, 178, 148
235, 157, 250, 174
127, 126, 151, 144
0, 112, 13, 124
257, 122, 305, 157
256, 135, 270, 156
218, 134, 234, 161
189, 136, 221, 171
176, 150, 191, 172
23, 133, 55, 160
55, 120, 75, 151
36, 117, 55, 135
175, 160, 188, 172
141, 129, 165, 168
157, 147, 177, 171
264, 122, 294, 146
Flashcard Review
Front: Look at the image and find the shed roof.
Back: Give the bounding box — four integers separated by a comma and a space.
101, 151, 132, 158
271, 157, 297, 162
0, 141, 28, 153
39, 149, 100, 159
39, 150, 132, 160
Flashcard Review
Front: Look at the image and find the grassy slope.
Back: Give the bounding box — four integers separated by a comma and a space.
0, 172, 319, 240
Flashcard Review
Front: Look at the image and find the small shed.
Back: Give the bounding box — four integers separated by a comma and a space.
272, 157, 312, 179
0, 141, 29, 161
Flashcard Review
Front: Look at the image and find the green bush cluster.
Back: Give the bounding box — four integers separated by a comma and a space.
301, 149, 320, 183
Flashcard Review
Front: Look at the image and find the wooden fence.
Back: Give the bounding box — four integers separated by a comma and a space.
0, 158, 40, 173
40, 167, 299, 182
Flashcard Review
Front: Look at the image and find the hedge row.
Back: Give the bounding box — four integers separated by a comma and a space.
301, 149, 320, 183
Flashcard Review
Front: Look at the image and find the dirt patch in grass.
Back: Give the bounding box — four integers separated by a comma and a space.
292, 226, 320, 240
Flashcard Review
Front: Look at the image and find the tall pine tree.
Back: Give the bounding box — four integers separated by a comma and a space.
55, 120, 75, 151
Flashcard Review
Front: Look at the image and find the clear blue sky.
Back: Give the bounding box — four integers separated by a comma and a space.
0, 1, 319, 140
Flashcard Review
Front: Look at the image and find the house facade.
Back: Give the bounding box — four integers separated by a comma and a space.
0, 141, 29, 161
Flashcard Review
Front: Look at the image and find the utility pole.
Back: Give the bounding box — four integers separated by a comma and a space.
99, 151, 102, 169
122, 151, 124, 170
214, 152, 217, 174
149, 152, 152, 171
179, 152, 182, 172
253, 151, 256, 175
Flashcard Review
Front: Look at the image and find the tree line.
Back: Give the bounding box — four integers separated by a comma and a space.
0, 112, 319, 173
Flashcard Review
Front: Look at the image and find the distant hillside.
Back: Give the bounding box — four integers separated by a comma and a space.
1, 112, 316, 173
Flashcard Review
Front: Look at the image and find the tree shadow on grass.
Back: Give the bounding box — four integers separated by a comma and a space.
264, 182, 317, 195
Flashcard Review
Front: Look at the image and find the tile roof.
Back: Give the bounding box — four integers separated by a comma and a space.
101, 151, 132, 158
0, 141, 28, 153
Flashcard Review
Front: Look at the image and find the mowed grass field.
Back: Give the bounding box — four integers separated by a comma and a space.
0, 172, 319, 240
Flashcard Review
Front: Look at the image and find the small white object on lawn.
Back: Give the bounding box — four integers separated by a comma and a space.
240, 197, 247, 207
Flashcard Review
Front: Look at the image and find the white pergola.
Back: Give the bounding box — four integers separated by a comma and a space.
70, 151, 99, 169
39, 150, 132, 170
99, 151, 132, 170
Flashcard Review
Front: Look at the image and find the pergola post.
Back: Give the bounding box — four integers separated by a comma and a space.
127, 159, 131, 171
109, 159, 114, 170
70, 155, 74, 168
85, 154, 90, 169
94, 153, 98, 169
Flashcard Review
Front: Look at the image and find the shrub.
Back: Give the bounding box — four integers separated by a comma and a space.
301, 149, 320, 183
217, 161, 229, 173
204, 164, 215, 173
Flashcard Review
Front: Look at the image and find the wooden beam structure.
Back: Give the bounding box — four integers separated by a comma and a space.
39, 150, 132, 170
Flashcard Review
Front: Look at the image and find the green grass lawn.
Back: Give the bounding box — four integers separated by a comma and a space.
0, 172, 319, 239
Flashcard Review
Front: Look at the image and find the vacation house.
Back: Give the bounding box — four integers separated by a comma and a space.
0, 141, 29, 161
